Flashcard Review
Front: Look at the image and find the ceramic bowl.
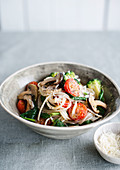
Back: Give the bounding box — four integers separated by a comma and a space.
0, 62, 120, 139
94, 122, 120, 164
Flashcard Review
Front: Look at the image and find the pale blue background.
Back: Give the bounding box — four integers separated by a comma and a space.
0, 32, 120, 170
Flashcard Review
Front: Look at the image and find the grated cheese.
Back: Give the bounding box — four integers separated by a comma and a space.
97, 131, 120, 158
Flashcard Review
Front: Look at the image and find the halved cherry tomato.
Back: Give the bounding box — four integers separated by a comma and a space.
17, 100, 26, 114
64, 78, 80, 97
68, 103, 87, 120
62, 99, 70, 108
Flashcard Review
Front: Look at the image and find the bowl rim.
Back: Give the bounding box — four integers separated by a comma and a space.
0, 61, 120, 131
94, 122, 120, 162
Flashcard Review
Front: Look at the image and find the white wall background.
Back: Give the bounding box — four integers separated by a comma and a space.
0, 0, 120, 31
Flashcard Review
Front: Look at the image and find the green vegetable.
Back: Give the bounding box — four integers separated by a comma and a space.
84, 92, 88, 95
41, 95, 46, 102
87, 79, 102, 99
40, 112, 60, 119
71, 96, 86, 101
74, 78, 81, 85
64, 71, 75, 81
50, 112, 60, 116
97, 106, 106, 116
53, 119, 65, 127
50, 72, 59, 77
20, 117, 36, 122
99, 88, 105, 102
82, 120, 92, 125
40, 112, 50, 119
20, 106, 39, 119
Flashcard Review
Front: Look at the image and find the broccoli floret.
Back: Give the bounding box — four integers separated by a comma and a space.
50, 72, 59, 77
87, 79, 102, 99
64, 71, 75, 81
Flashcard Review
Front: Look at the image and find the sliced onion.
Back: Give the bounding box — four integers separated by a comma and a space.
44, 117, 53, 126
37, 95, 51, 121
59, 110, 70, 120
37, 82, 104, 125
87, 108, 102, 118
71, 101, 77, 117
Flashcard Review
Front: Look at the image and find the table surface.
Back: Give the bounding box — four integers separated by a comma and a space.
0, 32, 120, 170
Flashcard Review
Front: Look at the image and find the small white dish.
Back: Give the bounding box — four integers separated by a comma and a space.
94, 122, 120, 164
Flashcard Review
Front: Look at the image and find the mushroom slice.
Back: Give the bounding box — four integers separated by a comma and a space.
18, 91, 33, 111
54, 73, 63, 84
18, 91, 32, 99
40, 77, 56, 86
24, 95, 33, 111
27, 84, 38, 101
88, 93, 107, 113
40, 73, 63, 86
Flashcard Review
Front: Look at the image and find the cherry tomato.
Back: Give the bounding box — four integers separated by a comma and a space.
68, 103, 87, 120
62, 99, 70, 108
64, 78, 80, 97
17, 100, 26, 114
28, 81, 38, 87
26, 81, 38, 89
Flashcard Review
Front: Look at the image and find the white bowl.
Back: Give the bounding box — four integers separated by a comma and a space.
0, 62, 120, 139
94, 122, 120, 164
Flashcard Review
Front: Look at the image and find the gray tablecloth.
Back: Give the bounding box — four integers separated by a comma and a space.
0, 32, 120, 170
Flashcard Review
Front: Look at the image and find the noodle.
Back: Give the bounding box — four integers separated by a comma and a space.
17, 71, 107, 127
